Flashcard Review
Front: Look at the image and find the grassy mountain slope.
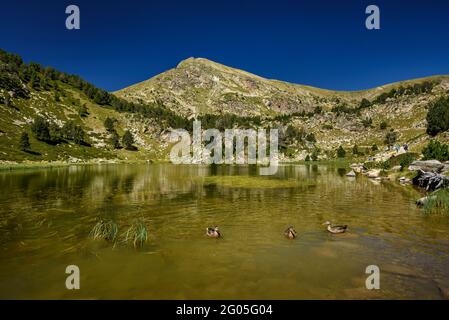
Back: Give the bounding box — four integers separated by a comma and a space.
2, 49, 449, 164
116, 57, 449, 158
0, 49, 172, 163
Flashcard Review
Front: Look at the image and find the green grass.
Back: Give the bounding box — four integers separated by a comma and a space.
89, 219, 119, 241
120, 220, 149, 248
423, 189, 449, 215
89, 218, 149, 248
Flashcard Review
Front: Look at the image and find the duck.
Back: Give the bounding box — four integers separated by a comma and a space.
206, 226, 221, 238
284, 226, 297, 239
323, 221, 347, 234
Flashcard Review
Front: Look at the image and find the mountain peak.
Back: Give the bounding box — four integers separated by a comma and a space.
176, 57, 225, 69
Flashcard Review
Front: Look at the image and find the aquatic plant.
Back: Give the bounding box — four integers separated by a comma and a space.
121, 220, 148, 248
423, 188, 449, 215
89, 219, 119, 241
201, 175, 315, 189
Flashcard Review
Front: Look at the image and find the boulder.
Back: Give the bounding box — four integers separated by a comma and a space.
443, 161, 449, 173
365, 169, 381, 178
416, 196, 434, 206
412, 170, 449, 191
391, 165, 402, 172
346, 170, 356, 177
350, 163, 365, 173
398, 176, 412, 185
408, 160, 444, 173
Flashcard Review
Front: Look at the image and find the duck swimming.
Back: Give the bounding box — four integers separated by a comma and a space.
284, 226, 297, 239
206, 226, 221, 238
323, 221, 347, 234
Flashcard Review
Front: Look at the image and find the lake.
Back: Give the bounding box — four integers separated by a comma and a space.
0, 163, 449, 299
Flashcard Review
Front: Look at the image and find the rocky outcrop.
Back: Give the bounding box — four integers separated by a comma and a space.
412, 170, 449, 191
409, 160, 444, 173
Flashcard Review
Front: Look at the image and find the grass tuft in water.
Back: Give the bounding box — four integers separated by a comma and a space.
423, 189, 449, 215
121, 220, 148, 248
89, 219, 119, 241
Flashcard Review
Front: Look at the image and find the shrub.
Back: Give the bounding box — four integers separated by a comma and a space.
383, 152, 418, 169
379, 121, 388, 130
359, 98, 371, 109
305, 155, 310, 161
384, 130, 397, 146
305, 133, 316, 143
361, 117, 372, 128
399, 153, 416, 170
371, 144, 378, 152
313, 106, 323, 114
422, 140, 449, 161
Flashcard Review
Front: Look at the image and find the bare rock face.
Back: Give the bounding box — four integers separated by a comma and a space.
409, 160, 444, 173
413, 170, 449, 191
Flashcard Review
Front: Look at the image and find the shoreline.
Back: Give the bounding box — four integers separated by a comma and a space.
0, 158, 355, 171
0, 159, 167, 171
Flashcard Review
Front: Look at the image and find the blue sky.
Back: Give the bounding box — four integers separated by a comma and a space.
1, 0, 449, 92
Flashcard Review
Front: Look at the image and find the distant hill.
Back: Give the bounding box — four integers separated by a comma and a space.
1, 49, 449, 163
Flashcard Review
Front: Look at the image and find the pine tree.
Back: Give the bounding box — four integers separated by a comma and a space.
109, 130, 120, 149
19, 132, 30, 151
311, 149, 319, 161
384, 130, 397, 146
3, 92, 12, 107
122, 130, 135, 150
337, 146, 346, 158
78, 104, 89, 117
352, 144, 359, 155
31, 116, 51, 142
426, 96, 449, 136
73, 126, 85, 145
104, 117, 115, 132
